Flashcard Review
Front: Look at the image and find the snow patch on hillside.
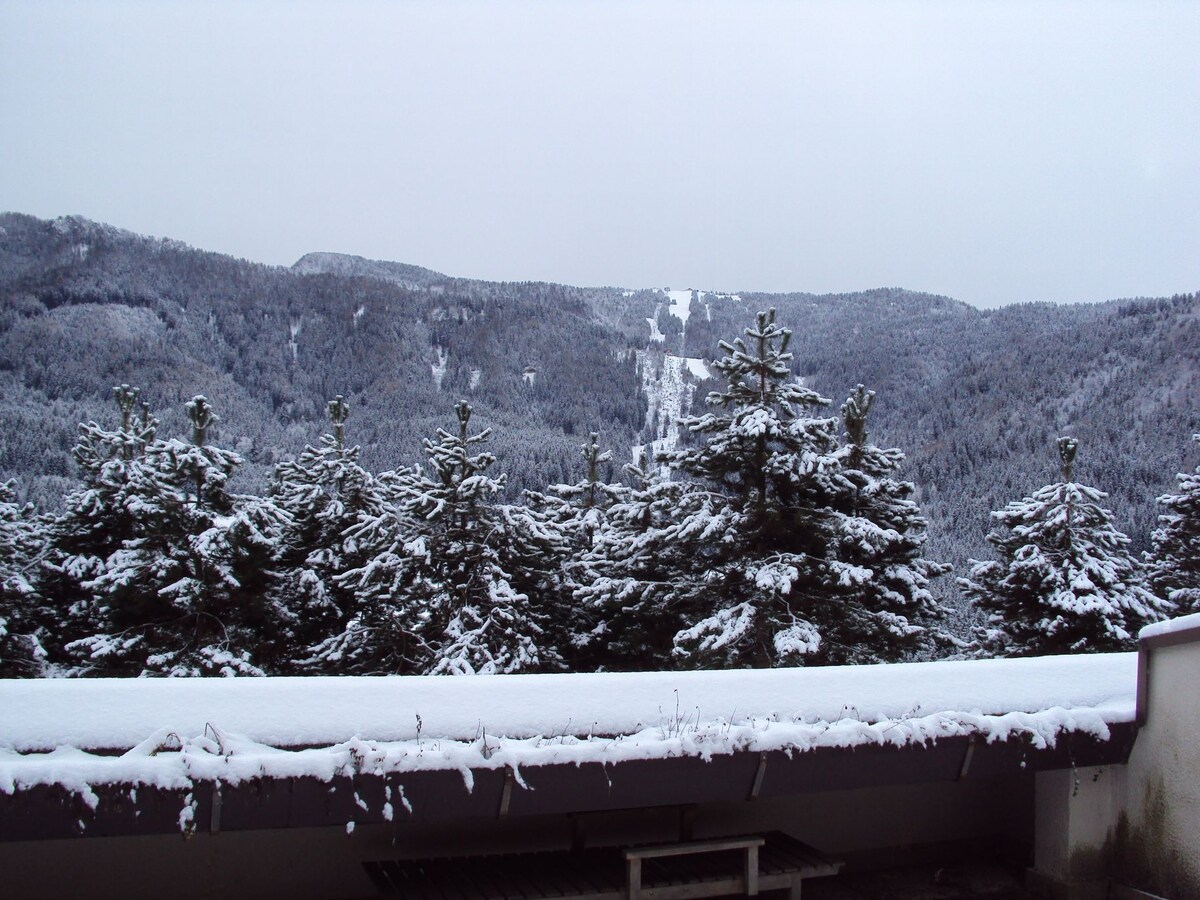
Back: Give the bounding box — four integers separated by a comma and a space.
633, 351, 699, 469
667, 289, 694, 330
632, 300, 717, 467
431, 347, 449, 390
646, 307, 665, 343
649, 289, 698, 334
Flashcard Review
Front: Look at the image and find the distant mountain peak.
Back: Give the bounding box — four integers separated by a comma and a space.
49, 214, 134, 241
0, 212, 196, 263
292, 252, 445, 289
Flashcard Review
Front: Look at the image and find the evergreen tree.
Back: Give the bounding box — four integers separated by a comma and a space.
538, 433, 626, 552
819, 385, 951, 661
1146, 434, 1200, 611
575, 462, 699, 669
489, 496, 569, 667
42, 385, 159, 649
66, 396, 289, 676
0, 481, 51, 676
325, 401, 557, 674
584, 310, 939, 669
666, 310, 848, 667
529, 432, 627, 667
269, 396, 393, 669
961, 437, 1171, 656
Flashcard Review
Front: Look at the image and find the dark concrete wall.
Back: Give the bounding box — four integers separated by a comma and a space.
1, 775, 1034, 900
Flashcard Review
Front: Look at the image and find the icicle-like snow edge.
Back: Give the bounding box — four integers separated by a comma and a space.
0, 700, 1131, 810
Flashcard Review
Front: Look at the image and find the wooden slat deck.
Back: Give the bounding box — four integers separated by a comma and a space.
365, 832, 841, 900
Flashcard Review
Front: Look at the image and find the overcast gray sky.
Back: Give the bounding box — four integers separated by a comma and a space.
1, 1, 1197, 307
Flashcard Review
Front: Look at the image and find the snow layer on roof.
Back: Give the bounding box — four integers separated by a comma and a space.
0, 653, 1135, 755
0, 703, 1126, 804
0, 655, 1137, 804
1139, 612, 1200, 641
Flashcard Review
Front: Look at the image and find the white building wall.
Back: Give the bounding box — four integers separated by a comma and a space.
1027, 618, 1200, 898
1113, 633, 1200, 896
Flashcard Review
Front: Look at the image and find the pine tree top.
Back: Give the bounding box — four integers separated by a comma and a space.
704, 309, 829, 415
327, 395, 350, 450
186, 396, 218, 447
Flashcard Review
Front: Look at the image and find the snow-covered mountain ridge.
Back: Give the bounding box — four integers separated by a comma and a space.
292, 252, 445, 289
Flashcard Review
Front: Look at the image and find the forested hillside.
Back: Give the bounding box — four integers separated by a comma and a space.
1, 211, 1197, 589
0, 214, 646, 507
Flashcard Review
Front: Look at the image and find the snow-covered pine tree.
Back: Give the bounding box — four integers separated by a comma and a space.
269, 396, 394, 670
1146, 434, 1200, 611
329, 401, 557, 674
663, 309, 856, 668
42, 385, 159, 646
575, 462, 700, 669
961, 437, 1171, 656
819, 385, 950, 662
490, 495, 570, 667
67, 396, 289, 676
0, 481, 52, 676
529, 432, 628, 667
538, 433, 626, 552
588, 310, 903, 669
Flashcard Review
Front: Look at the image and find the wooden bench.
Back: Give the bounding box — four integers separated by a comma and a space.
625, 836, 762, 900
364, 830, 842, 900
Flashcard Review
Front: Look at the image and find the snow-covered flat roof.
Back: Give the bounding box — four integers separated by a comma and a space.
1, 653, 1135, 753
0, 654, 1136, 799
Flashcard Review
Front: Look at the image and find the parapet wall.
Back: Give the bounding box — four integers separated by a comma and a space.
1029, 613, 1200, 898
1114, 614, 1200, 896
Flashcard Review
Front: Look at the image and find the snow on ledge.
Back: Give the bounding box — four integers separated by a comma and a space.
0, 655, 1136, 799
1139, 612, 1200, 642
0, 654, 1136, 753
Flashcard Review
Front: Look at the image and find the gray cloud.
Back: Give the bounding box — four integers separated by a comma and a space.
1, 0, 1196, 307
